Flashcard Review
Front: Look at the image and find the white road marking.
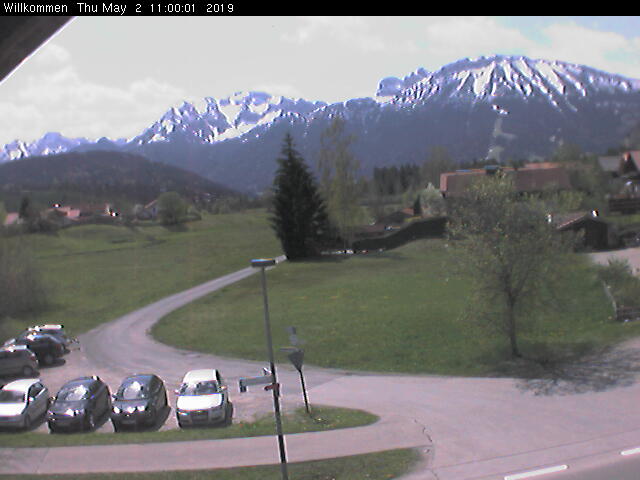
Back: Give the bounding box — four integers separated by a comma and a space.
504, 464, 568, 480
621, 447, 640, 456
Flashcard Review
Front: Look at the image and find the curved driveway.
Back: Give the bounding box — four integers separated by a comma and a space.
5, 252, 640, 479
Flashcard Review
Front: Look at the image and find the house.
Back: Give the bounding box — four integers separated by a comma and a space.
46, 205, 82, 221
439, 163, 571, 198
597, 155, 621, 177
618, 151, 640, 180
605, 152, 640, 214
3, 212, 19, 226
550, 210, 610, 250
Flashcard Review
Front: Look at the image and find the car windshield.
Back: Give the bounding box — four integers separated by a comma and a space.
57, 385, 89, 401
0, 390, 25, 403
179, 381, 218, 396
117, 380, 148, 400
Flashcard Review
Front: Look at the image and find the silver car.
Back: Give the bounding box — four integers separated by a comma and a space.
0, 378, 50, 429
0, 345, 39, 377
175, 369, 230, 427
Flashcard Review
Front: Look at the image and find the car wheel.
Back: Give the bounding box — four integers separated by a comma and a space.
43, 353, 54, 366
85, 413, 95, 431
177, 418, 184, 429
48, 422, 58, 434
112, 422, 122, 433
224, 403, 233, 426
145, 407, 156, 426
21, 365, 34, 377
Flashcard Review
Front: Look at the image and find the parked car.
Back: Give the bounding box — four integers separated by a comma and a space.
110, 374, 168, 431
47, 376, 111, 432
24, 325, 75, 352
0, 378, 49, 429
175, 369, 230, 427
0, 345, 38, 378
7, 334, 65, 366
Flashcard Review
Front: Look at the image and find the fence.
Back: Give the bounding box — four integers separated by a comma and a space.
616, 306, 640, 323
609, 197, 640, 214
353, 217, 447, 251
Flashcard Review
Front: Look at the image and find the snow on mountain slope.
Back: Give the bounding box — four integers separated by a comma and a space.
2, 55, 640, 166
382, 55, 640, 111
128, 92, 327, 146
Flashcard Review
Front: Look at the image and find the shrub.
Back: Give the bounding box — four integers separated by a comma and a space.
0, 241, 48, 318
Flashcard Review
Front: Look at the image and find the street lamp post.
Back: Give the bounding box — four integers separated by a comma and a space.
251, 258, 289, 480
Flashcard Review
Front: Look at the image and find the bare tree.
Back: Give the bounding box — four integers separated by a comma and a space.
317, 116, 363, 249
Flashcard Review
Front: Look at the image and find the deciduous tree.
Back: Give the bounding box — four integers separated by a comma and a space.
157, 191, 188, 226
317, 116, 364, 248
449, 174, 569, 358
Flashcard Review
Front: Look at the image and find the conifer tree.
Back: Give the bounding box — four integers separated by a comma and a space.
271, 134, 330, 260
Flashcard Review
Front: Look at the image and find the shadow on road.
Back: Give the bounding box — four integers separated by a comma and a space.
495, 342, 640, 395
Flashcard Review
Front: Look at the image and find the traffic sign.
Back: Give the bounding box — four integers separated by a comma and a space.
239, 374, 274, 392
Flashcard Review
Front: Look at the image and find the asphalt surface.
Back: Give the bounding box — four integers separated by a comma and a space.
4, 250, 640, 479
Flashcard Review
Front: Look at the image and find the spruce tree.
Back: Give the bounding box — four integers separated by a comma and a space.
271, 134, 330, 260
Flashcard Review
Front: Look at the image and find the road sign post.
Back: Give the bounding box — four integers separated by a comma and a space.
281, 345, 310, 415
251, 258, 288, 480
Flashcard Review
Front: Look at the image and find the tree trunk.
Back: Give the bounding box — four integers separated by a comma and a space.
506, 303, 521, 358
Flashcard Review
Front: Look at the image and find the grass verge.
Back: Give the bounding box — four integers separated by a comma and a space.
0, 406, 378, 448
153, 238, 637, 376
0, 210, 281, 340
0, 447, 420, 480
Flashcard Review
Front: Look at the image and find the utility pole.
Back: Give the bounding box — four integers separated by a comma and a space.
251, 258, 288, 480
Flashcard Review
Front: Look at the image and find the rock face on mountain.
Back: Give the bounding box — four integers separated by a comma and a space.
3, 55, 640, 193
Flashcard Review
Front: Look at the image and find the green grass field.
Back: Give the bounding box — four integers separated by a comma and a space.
3, 209, 639, 377
0, 448, 420, 480
153, 238, 639, 376
0, 406, 377, 448
0, 211, 282, 339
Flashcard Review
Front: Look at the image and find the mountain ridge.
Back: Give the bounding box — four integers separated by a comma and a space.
3, 55, 640, 193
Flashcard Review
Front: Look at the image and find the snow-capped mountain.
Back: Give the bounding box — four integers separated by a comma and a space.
381, 55, 640, 110
1, 132, 92, 161
128, 92, 326, 146
2, 55, 640, 192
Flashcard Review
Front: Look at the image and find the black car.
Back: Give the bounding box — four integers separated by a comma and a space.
9, 334, 65, 366
110, 374, 168, 431
47, 376, 111, 433
23, 325, 74, 352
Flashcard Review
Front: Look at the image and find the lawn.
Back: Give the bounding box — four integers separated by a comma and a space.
0, 448, 420, 480
153, 238, 638, 376
0, 210, 281, 339
0, 406, 377, 448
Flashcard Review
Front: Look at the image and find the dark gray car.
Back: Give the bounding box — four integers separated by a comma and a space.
110, 374, 168, 431
47, 376, 111, 433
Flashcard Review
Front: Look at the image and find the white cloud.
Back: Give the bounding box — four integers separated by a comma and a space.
282, 16, 389, 52
417, 17, 534, 68
0, 43, 187, 144
529, 22, 640, 78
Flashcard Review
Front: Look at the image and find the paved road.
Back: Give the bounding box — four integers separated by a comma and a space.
5, 252, 640, 479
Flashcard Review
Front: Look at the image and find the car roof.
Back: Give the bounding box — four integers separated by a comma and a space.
1, 378, 40, 392
181, 369, 218, 383
121, 374, 156, 385
29, 324, 63, 330
0, 344, 30, 352
63, 376, 100, 388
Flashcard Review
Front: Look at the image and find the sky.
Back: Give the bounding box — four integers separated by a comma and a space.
1, 16, 639, 147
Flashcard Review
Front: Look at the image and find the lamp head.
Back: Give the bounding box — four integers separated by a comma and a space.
251, 258, 276, 268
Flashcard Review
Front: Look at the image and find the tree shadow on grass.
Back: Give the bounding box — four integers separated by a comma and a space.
488, 341, 640, 396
